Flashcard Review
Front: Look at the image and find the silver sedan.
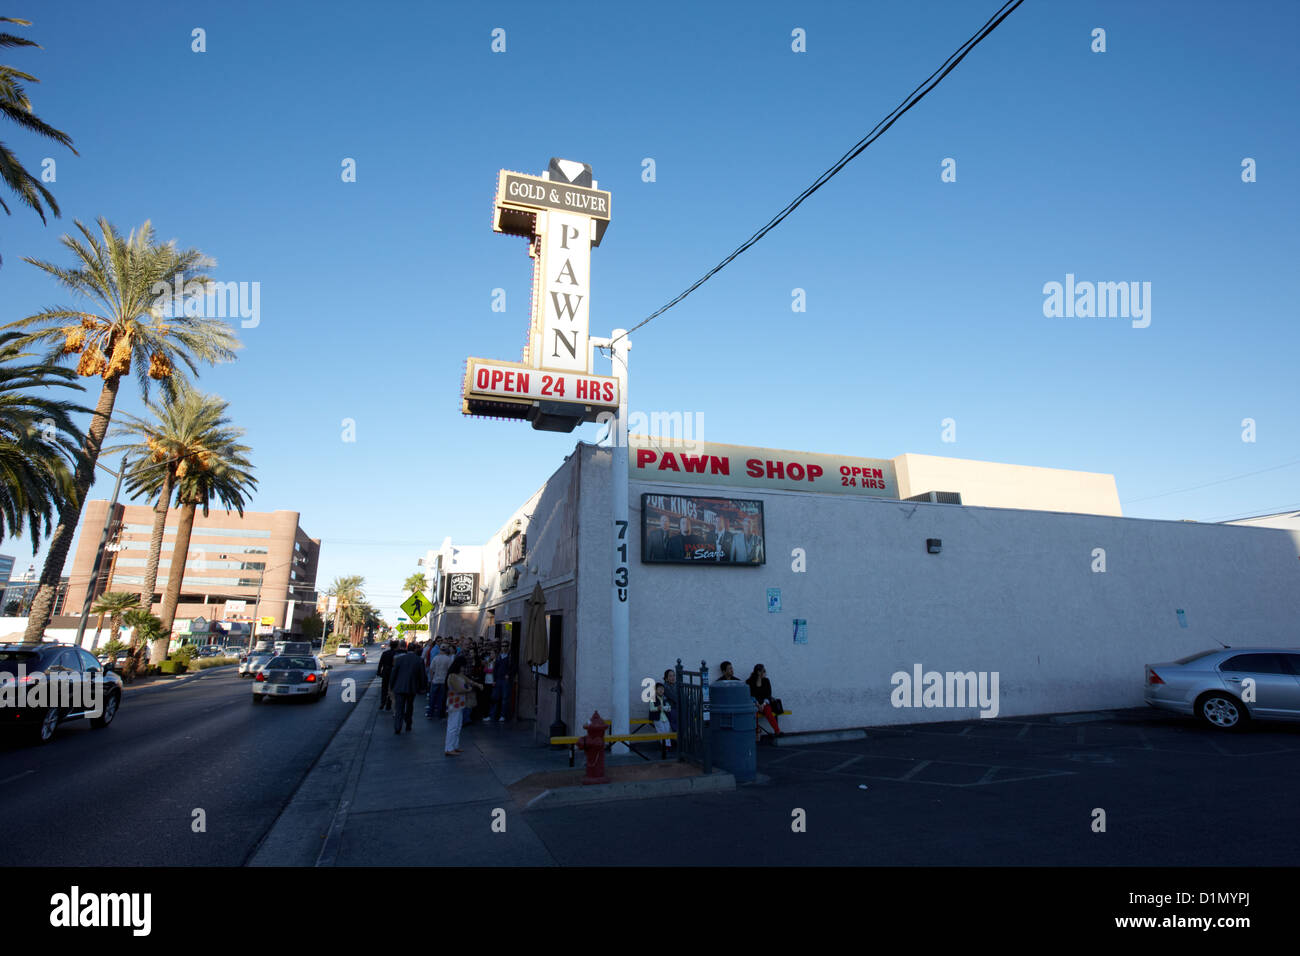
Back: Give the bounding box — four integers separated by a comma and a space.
252, 655, 329, 703
1145, 648, 1300, 731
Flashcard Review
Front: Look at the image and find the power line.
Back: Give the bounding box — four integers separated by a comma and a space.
604, 0, 1025, 348
1200, 501, 1300, 524
1126, 458, 1300, 504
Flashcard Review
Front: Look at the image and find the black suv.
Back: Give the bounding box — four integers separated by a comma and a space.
0, 642, 124, 743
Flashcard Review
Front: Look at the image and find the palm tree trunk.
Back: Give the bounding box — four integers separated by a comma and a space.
139, 470, 174, 612
152, 500, 196, 663
23, 375, 122, 642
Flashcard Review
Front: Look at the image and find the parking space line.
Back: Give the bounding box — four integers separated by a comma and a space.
826, 755, 864, 773
1017, 723, 1032, 739
898, 760, 932, 781
978, 766, 999, 784
958, 726, 973, 736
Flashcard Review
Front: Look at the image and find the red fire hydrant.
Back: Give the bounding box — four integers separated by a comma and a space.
578, 712, 609, 785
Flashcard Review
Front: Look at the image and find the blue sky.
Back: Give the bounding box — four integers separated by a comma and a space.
2, 0, 1297, 619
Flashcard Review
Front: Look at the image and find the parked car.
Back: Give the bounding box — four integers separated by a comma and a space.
0, 642, 123, 743
346, 647, 366, 663
1145, 648, 1300, 731
252, 655, 329, 702
96, 649, 130, 669
239, 653, 273, 678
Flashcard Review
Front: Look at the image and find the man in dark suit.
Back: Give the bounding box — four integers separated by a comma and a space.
376, 639, 399, 711
666, 517, 690, 561
711, 514, 731, 562
390, 642, 427, 734
646, 514, 671, 561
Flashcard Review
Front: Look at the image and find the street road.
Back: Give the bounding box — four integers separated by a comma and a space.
0, 658, 375, 866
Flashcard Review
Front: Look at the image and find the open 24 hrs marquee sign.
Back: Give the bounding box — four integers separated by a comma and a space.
462, 158, 619, 432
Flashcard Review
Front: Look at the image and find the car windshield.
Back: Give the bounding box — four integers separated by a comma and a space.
267, 656, 316, 669
1174, 649, 1221, 665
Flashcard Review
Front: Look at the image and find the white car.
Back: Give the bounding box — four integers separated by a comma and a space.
252, 654, 329, 702
335, 643, 352, 659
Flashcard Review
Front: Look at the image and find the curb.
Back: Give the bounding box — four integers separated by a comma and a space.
773, 729, 867, 747
245, 674, 379, 867
525, 769, 735, 810
315, 680, 382, 867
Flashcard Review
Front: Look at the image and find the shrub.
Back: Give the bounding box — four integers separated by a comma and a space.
191, 655, 238, 670
159, 660, 187, 675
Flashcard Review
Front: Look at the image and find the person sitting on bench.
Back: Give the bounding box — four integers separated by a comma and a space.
649, 682, 673, 748
746, 664, 782, 736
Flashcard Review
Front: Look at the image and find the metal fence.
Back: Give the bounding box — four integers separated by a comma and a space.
674, 658, 712, 774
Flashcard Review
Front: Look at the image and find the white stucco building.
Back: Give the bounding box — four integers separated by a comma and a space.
426, 438, 1300, 739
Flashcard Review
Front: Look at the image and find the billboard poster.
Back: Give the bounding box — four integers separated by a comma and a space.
445, 572, 479, 607
641, 493, 765, 565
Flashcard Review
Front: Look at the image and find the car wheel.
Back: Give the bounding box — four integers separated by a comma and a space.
90, 692, 119, 728
34, 708, 61, 744
1197, 692, 1249, 731
252, 693, 264, 704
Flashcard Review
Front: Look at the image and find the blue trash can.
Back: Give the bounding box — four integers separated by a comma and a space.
710, 680, 756, 782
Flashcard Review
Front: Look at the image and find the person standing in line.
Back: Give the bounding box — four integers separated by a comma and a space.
422, 638, 439, 717
489, 642, 513, 722
481, 641, 496, 720
465, 651, 486, 725
376, 639, 399, 711
389, 642, 428, 735
428, 641, 453, 719
443, 658, 484, 757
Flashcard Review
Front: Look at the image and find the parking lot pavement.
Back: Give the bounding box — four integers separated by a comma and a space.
522, 707, 1300, 866
761, 708, 1300, 790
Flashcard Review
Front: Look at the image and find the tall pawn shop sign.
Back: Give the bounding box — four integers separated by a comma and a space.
462, 158, 620, 432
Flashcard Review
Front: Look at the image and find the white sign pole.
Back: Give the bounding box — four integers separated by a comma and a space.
609, 328, 631, 742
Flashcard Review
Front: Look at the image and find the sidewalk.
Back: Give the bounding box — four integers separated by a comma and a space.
250, 675, 730, 867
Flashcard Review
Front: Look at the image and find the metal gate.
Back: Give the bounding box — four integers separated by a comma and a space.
674, 658, 712, 773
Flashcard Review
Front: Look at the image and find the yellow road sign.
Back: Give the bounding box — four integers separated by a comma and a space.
401, 591, 432, 623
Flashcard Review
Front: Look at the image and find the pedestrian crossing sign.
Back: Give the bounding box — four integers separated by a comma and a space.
401, 591, 432, 623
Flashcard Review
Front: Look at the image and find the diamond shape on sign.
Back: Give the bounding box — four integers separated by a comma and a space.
556, 159, 585, 183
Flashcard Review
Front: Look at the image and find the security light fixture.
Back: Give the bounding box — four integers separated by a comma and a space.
926, 538, 942, 554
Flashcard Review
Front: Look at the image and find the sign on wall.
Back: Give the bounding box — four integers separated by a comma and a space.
631, 436, 898, 499
445, 573, 479, 607
223, 600, 249, 621
498, 534, 527, 571
641, 493, 765, 565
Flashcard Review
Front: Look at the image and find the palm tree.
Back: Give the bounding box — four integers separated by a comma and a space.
0, 16, 77, 252
402, 572, 428, 595
122, 606, 163, 680
105, 380, 226, 614
151, 397, 256, 662
0, 331, 86, 549
5, 218, 240, 641
89, 590, 140, 649
328, 575, 366, 644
